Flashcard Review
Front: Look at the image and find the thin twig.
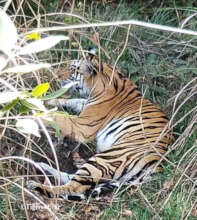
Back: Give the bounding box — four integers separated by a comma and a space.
22, 19, 197, 36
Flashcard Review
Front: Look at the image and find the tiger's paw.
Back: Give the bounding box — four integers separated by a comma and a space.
59, 193, 86, 201
46, 98, 68, 107
91, 181, 120, 197
26, 180, 54, 198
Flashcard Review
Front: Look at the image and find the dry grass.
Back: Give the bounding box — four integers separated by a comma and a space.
0, 0, 197, 219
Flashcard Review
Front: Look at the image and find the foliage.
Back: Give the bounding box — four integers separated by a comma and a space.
0, 0, 196, 219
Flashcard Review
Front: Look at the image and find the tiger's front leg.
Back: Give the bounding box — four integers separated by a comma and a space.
52, 114, 96, 143
47, 98, 87, 114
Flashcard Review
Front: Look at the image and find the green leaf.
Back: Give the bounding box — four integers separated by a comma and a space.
49, 121, 62, 139
41, 82, 77, 101
41, 87, 69, 101
20, 99, 38, 110
18, 105, 31, 114
2, 98, 19, 112
32, 83, 50, 98
53, 111, 70, 117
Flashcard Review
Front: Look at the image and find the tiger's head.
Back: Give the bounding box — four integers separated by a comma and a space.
61, 48, 127, 98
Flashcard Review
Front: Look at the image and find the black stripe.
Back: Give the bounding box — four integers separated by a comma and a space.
96, 148, 137, 160
79, 167, 91, 176
72, 179, 96, 188
123, 159, 158, 182
87, 160, 107, 176
124, 87, 141, 100
113, 78, 118, 92
67, 195, 84, 201
91, 78, 128, 105
120, 156, 142, 178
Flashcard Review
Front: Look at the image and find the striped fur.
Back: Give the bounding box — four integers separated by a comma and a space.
28, 51, 174, 200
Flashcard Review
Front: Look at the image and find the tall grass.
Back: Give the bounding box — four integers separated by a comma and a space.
0, 0, 197, 219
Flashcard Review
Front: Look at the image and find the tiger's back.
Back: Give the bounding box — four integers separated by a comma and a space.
28, 50, 174, 200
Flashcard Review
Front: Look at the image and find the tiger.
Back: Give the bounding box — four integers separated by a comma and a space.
27, 48, 174, 201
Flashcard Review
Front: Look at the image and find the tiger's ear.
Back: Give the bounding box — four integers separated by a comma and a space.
87, 47, 97, 60
87, 48, 103, 73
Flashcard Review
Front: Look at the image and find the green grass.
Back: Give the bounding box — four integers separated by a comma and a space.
0, 0, 197, 219
0, 185, 23, 219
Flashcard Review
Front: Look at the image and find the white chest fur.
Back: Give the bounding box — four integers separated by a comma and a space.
96, 117, 130, 153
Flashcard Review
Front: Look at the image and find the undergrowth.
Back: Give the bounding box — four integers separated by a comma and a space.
0, 0, 197, 219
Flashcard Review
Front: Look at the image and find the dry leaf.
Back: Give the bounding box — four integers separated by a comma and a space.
96, 210, 104, 218
85, 205, 92, 214
163, 178, 174, 190
72, 151, 86, 168
86, 32, 110, 59
122, 209, 133, 217
192, 208, 197, 217
128, 186, 138, 195
92, 32, 99, 45
85, 205, 100, 215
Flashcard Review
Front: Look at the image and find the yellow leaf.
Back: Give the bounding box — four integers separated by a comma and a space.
32, 83, 50, 98
25, 32, 40, 40
85, 205, 100, 215
85, 205, 92, 214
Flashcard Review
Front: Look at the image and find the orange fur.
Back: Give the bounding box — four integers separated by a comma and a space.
29, 55, 174, 200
